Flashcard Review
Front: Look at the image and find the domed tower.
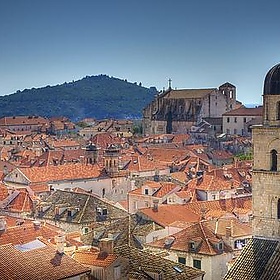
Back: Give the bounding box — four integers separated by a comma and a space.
252, 63, 280, 239
263, 63, 280, 126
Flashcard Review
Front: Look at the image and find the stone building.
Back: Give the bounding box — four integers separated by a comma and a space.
143, 82, 240, 135
222, 106, 263, 136
252, 63, 280, 239
224, 63, 280, 279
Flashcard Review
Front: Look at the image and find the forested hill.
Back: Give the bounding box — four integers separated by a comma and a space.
0, 75, 157, 121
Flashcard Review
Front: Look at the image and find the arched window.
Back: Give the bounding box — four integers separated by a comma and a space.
278, 199, 280, 219
271, 149, 278, 171
277, 102, 280, 120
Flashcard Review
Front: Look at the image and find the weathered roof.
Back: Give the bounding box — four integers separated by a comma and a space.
73, 250, 118, 267
0, 116, 49, 126
0, 221, 61, 246
38, 189, 128, 224
114, 245, 205, 279
223, 238, 280, 279
162, 88, 217, 99
148, 221, 232, 256
0, 243, 90, 280
223, 106, 263, 116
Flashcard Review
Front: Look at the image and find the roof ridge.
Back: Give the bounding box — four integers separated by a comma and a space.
199, 222, 215, 253
78, 194, 91, 223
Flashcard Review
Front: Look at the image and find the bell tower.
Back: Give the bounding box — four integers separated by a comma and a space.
252, 63, 280, 239
104, 144, 120, 177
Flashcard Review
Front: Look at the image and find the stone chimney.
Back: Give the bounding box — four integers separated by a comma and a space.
152, 199, 159, 212
225, 226, 231, 239
0, 216, 7, 232
99, 237, 114, 254
55, 234, 65, 255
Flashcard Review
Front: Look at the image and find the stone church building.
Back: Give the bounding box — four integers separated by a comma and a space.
224, 63, 280, 279
143, 81, 240, 135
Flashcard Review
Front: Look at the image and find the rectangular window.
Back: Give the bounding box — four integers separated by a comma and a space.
113, 265, 121, 280
227, 117, 230, 123
234, 117, 237, 123
234, 129, 237, 134
144, 189, 149, 195
193, 259, 201, 269
178, 257, 186, 265
243, 117, 246, 123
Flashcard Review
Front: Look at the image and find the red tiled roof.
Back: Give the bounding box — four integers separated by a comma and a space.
187, 174, 240, 191
73, 250, 118, 267
149, 221, 232, 255
153, 182, 178, 198
206, 218, 252, 238
139, 196, 252, 226
0, 116, 49, 126
124, 155, 167, 172
18, 163, 101, 183
7, 190, 34, 213
139, 205, 200, 227
0, 243, 90, 280
0, 222, 62, 246
29, 184, 51, 193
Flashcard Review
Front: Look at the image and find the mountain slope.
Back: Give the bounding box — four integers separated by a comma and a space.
0, 75, 157, 121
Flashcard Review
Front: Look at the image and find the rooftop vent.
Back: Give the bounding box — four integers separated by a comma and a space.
0, 216, 7, 232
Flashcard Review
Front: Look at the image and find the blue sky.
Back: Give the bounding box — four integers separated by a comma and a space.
1, 0, 280, 105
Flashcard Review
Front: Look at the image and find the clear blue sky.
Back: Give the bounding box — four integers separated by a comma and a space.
1, 0, 280, 105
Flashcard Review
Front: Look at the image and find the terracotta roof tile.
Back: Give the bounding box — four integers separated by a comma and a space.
0, 222, 62, 246
18, 163, 101, 183
148, 221, 232, 255
0, 243, 90, 280
206, 218, 252, 238
73, 250, 118, 267
139, 205, 200, 227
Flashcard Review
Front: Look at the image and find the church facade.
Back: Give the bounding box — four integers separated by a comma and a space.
142, 82, 238, 135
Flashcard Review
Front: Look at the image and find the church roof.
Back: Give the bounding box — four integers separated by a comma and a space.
219, 82, 236, 88
263, 63, 280, 95
223, 238, 280, 279
162, 88, 216, 99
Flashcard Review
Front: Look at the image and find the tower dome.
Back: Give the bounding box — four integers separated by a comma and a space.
263, 63, 280, 95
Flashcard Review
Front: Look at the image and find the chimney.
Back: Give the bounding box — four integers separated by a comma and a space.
33, 220, 41, 230
55, 234, 65, 255
99, 237, 114, 254
152, 199, 159, 212
225, 226, 231, 239
0, 216, 7, 232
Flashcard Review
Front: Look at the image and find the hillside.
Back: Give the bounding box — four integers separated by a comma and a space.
0, 75, 157, 121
